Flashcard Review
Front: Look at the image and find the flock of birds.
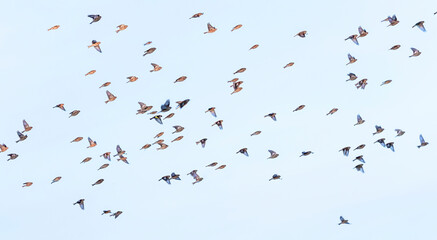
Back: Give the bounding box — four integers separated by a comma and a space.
3, 11, 436, 224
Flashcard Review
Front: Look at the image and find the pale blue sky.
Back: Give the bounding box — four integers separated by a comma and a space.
1, 0, 437, 239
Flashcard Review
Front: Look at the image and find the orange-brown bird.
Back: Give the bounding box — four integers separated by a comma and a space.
188, 170, 203, 184
81, 157, 92, 164
105, 90, 117, 103
153, 139, 164, 145
148, 111, 158, 115
69, 110, 80, 117
347, 73, 357, 81
174, 76, 187, 83
144, 41, 152, 45
117, 155, 129, 164
157, 143, 168, 150
204, 23, 217, 34
102, 210, 111, 215
249, 44, 259, 50
206, 162, 218, 167
126, 76, 138, 83
0, 144, 8, 153
355, 79, 368, 89
409, 48, 421, 57
54, 104, 66, 111
294, 30, 307, 38
137, 102, 153, 115
293, 105, 305, 112
231, 87, 243, 95
205, 107, 217, 117
150, 63, 162, 72
116, 24, 128, 33
111, 211, 123, 219
381, 15, 399, 26
251, 131, 261, 136
355, 114, 365, 126
48, 25, 60, 31
373, 125, 384, 135
22, 182, 33, 187
143, 47, 156, 56
358, 26, 368, 38
326, 108, 338, 116
216, 165, 226, 170
264, 113, 277, 121
234, 68, 246, 74
154, 132, 164, 139
346, 54, 357, 65
114, 145, 125, 157
284, 62, 295, 69
228, 78, 239, 83
390, 45, 401, 50
164, 113, 175, 120
173, 125, 184, 134
51, 176, 62, 184
100, 152, 111, 161
231, 24, 242, 31
268, 150, 279, 159
99, 82, 111, 88
190, 13, 204, 19
85, 70, 96, 76
88, 40, 102, 53
381, 80, 392, 86
87, 137, 97, 148
98, 164, 109, 170
140, 144, 151, 150
171, 136, 184, 142
354, 144, 366, 151
22, 120, 33, 133
71, 137, 83, 143
92, 179, 104, 186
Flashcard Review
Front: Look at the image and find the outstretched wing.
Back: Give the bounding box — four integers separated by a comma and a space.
116, 145, 122, 153
17, 131, 24, 138
106, 90, 114, 99
420, 134, 425, 144
23, 120, 29, 128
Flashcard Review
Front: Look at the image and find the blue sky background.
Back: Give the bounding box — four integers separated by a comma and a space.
1, 0, 437, 239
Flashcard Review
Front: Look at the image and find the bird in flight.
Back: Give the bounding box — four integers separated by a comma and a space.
382, 14, 399, 26
21, 120, 33, 133
48, 25, 60, 31
294, 30, 307, 38
74, 199, 85, 210
409, 48, 421, 57
204, 23, 217, 34
88, 15, 101, 24
190, 13, 203, 19
16, 131, 27, 143
338, 216, 350, 225
418, 134, 429, 148
116, 24, 128, 33
354, 114, 365, 126
188, 170, 203, 184
88, 40, 102, 53
269, 174, 282, 181
346, 54, 357, 65
267, 150, 279, 159
105, 90, 117, 104
412, 21, 426, 32
231, 24, 243, 31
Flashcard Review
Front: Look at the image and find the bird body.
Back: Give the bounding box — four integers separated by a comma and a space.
116, 24, 128, 33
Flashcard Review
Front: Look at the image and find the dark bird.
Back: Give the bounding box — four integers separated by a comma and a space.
345, 34, 359, 45
172, 125, 184, 134
412, 21, 426, 32
354, 144, 366, 151
157, 143, 168, 150
300, 151, 314, 157
171, 172, 181, 180
237, 148, 249, 156
74, 199, 85, 210
16, 131, 27, 143
176, 99, 190, 109
338, 216, 350, 225
386, 142, 395, 152
54, 104, 66, 111
382, 15, 399, 26
160, 99, 171, 112
354, 164, 365, 173
212, 120, 223, 130
150, 115, 163, 124
269, 174, 282, 181
395, 129, 405, 137
110, 211, 123, 219
159, 175, 171, 185
7, 153, 18, 161
188, 170, 203, 184
196, 138, 207, 148
339, 147, 351, 157
92, 179, 104, 186
205, 107, 217, 117
100, 152, 111, 161
206, 162, 218, 167
418, 134, 429, 148
353, 155, 365, 163
88, 15, 101, 24
355, 79, 368, 89
143, 47, 156, 56
264, 113, 277, 121
374, 138, 386, 147
102, 210, 111, 215
346, 73, 357, 81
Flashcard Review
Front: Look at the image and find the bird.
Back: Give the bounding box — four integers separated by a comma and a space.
159, 175, 171, 185
205, 107, 217, 117
16, 131, 27, 143
136, 102, 153, 114
231, 24, 242, 31
153, 139, 164, 145
22, 182, 33, 187
48, 25, 60, 31
157, 143, 168, 150
114, 145, 125, 157
206, 162, 218, 167
172, 125, 184, 134
234, 68, 246, 74
353, 155, 365, 163
355, 79, 368, 90
110, 211, 123, 219
164, 113, 175, 120
346, 54, 357, 65
196, 138, 207, 148
92, 179, 104, 186
204, 23, 217, 34
74, 199, 85, 210
231, 86, 243, 95
268, 150, 279, 159
98, 164, 109, 170
176, 99, 190, 109
338, 216, 350, 225
293, 105, 305, 112
390, 45, 401, 50
22, 120, 33, 133
105, 90, 117, 104
7, 153, 18, 161
300, 151, 314, 157
264, 113, 277, 121
190, 13, 203, 19
188, 170, 203, 184
69, 110, 80, 117
144, 41, 152, 45
358, 26, 368, 37
116, 24, 128, 33
85, 70, 96, 76
339, 147, 351, 157
418, 134, 429, 148
346, 73, 358, 81
150, 63, 162, 72
154, 132, 164, 139
160, 99, 171, 112
251, 131, 261, 136
269, 174, 282, 181
386, 142, 395, 152
88, 40, 102, 53
174, 76, 187, 83
212, 120, 223, 130
374, 138, 386, 147
294, 30, 307, 38
395, 129, 405, 137
283, 62, 295, 69
54, 104, 66, 111
382, 15, 399, 26
102, 210, 111, 215
118, 155, 129, 164
51, 176, 62, 184
87, 137, 97, 148
326, 108, 338, 116
140, 144, 151, 150
355, 114, 365, 126
100, 152, 111, 161
345, 34, 359, 45
412, 21, 426, 32
88, 15, 101, 24
354, 144, 366, 151
228, 78, 239, 83
354, 164, 365, 173
216, 165, 226, 170
171, 136, 184, 142
81, 157, 92, 164
150, 115, 163, 124
171, 173, 181, 180
409, 48, 421, 57
373, 125, 384, 135
143, 47, 156, 56
148, 111, 158, 115
0, 144, 8, 153
126, 76, 138, 83
249, 44, 259, 50
381, 80, 392, 86
237, 148, 249, 156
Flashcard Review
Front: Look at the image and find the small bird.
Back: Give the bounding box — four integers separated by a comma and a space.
284, 62, 295, 69
300, 151, 314, 157
293, 105, 305, 112
338, 216, 350, 225
110, 211, 123, 219
294, 30, 307, 38
204, 23, 217, 34
373, 125, 384, 135
231, 86, 243, 95
216, 165, 226, 170
150, 63, 162, 72
117, 155, 129, 164
102, 210, 111, 215
148, 111, 158, 115
386, 142, 395, 152
212, 120, 223, 130
234, 68, 246, 74
92, 179, 104, 186
228, 78, 239, 83
382, 15, 399, 26
100, 152, 111, 161
88, 40, 102, 53
69, 110, 80, 117
395, 129, 405, 137
345, 34, 359, 45
206, 162, 218, 167
205, 107, 217, 117
126, 76, 138, 83
231, 24, 243, 31
354, 144, 366, 151
136, 102, 153, 114
196, 138, 207, 148
346, 73, 358, 81
7, 153, 18, 161
188, 170, 203, 184
160, 99, 171, 112
390, 45, 401, 50
143, 47, 156, 56
355, 79, 368, 89
249, 44, 259, 50
346, 54, 357, 65
48, 25, 60, 31
190, 13, 204, 19
412, 21, 426, 32
144, 41, 152, 45
374, 138, 386, 147
86, 137, 97, 148
171, 136, 184, 142
140, 144, 151, 150
150, 115, 163, 124
176, 99, 190, 109
74, 199, 85, 210
105, 90, 117, 104
154, 132, 164, 139
0, 144, 8, 153
16, 131, 28, 143
157, 143, 168, 150
354, 164, 365, 173
381, 80, 392, 86
268, 150, 279, 159
355, 114, 365, 126
237, 148, 249, 156
160, 175, 171, 185
264, 113, 277, 121
409, 48, 421, 57
116, 24, 128, 33
251, 131, 261, 136
171, 172, 181, 180
418, 134, 429, 148
353, 155, 365, 163
269, 174, 282, 181
358, 26, 368, 37
22, 120, 33, 133
172, 125, 184, 134
81, 157, 92, 164
153, 139, 164, 145
54, 104, 66, 111
51, 176, 62, 184
85, 70, 96, 76
98, 164, 109, 170
22, 182, 33, 187
174, 76, 187, 83
114, 145, 125, 157
88, 15, 101, 24
73, 199, 85, 210
164, 113, 175, 120
339, 147, 351, 157
326, 108, 338, 116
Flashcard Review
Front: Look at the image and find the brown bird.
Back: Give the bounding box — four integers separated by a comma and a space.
228, 78, 239, 83
87, 137, 97, 148
51, 176, 62, 184
74, 199, 85, 210
206, 162, 218, 167
88, 40, 102, 53
346, 54, 357, 65
234, 68, 246, 74
212, 120, 223, 130
7, 153, 18, 161
0, 144, 8, 153
231, 87, 243, 95
153, 139, 164, 145
164, 113, 175, 120
102, 210, 112, 215
22, 182, 33, 187
390, 45, 401, 50
196, 138, 207, 148
148, 111, 158, 115
85, 70, 96, 76
339, 146, 351, 157
111, 211, 123, 219
326, 108, 338, 116
249, 44, 259, 50
154, 132, 164, 139
373, 125, 384, 135
172, 125, 184, 134
381, 15, 399, 26
126, 76, 138, 83
268, 150, 279, 159
355, 79, 368, 89
99, 82, 111, 88
346, 73, 358, 81
354, 144, 366, 151
71, 137, 83, 143
294, 30, 307, 38
150, 63, 162, 72
264, 113, 277, 121
231, 24, 242, 31
171, 136, 184, 142
190, 13, 204, 19
92, 179, 104, 186
174, 76, 187, 83
98, 164, 109, 170
353, 155, 365, 163
284, 62, 295, 69
117, 155, 129, 164
105, 90, 117, 104
355, 114, 365, 126
354, 164, 365, 173
188, 170, 203, 184
358, 26, 368, 37
216, 164, 226, 170
409, 48, 421, 57
48, 25, 60, 31
381, 80, 392, 86
137, 102, 153, 115
269, 174, 282, 181
205, 107, 217, 117
69, 110, 80, 117
81, 157, 92, 164
54, 104, 66, 111
204, 23, 217, 34
293, 105, 305, 112
144, 41, 152, 45
251, 131, 261, 136
114, 145, 125, 157
140, 144, 151, 150
100, 152, 111, 161
116, 24, 128, 33
157, 143, 168, 150
143, 47, 156, 56
395, 129, 405, 137
22, 120, 33, 133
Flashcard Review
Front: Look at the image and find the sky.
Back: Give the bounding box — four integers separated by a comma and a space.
1, 0, 437, 239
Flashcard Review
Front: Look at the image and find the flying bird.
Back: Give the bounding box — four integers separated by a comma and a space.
237, 148, 249, 156
171, 136, 184, 142
51, 176, 62, 184
293, 105, 305, 112
116, 24, 128, 33
234, 68, 246, 74
373, 125, 384, 135
154, 132, 164, 139
74, 199, 85, 210
70, 137, 83, 143
205, 107, 217, 117
172, 125, 184, 134
206, 162, 218, 167
409, 48, 421, 57
390, 45, 401, 50
284, 62, 295, 69
0, 144, 8, 153
143, 47, 156, 56
144, 41, 152, 45
114, 145, 125, 157
326, 108, 338, 116
160, 99, 171, 112
87, 137, 97, 148
88, 15, 101, 24
249, 44, 259, 50
346, 54, 357, 65
269, 174, 282, 181
21, 120, 33, 133
157, 143, 168, 150
81, 157, 92, 164
102, 210, 111, 215
395, 129, 405, 137
150, 115, 163, 124
188, 170, 203, 184
354, 164, 365, 173
7, 153, 18, 161
98, 164, 109, 170
374, 138, 386, 147
204, 23, 217, 34
69, 110, 80, 118
268, 150, 279, 159
171, 173, 181, 180
412, 21, 426, 32
381, 80, 392, 86
353, 155, 365, 163
85, 70, 96, 76
16, 131, 27, 143
346, 73, 357, 81
150, 63, 162, 72
196, 138, 207, 148
264, 113, 277, 121
231, 24, 242, 31
140, 144, 151, 150
358, 26, 368, 37
386, 142, 395, 152
92, 179, 104, 186
88, 40, 102, 53
165, 113, 174, 120
100, 152, 111, 161
251, 131, 261, 136
294, 30, 307, 38
212, 120, 223, 130
382, 15, 399, 26
174, 76, 187, 83
136, 102, 153, 114
345, 34, 359, 45
105, 90, 117, 103
339, 147, 351, 157
190, 13, 204, 19
22, 182, 33, 187
126, 76, 138, 83
54, 104, 66, 111
338, 216, 350, 225
176, 99, 190, 109
354, 144, 366, 151
355, 79, 368, 89
355, 114, 365, 126
418, 134, 429, 148
48, 25, 60, 31
300, 151, 314, 157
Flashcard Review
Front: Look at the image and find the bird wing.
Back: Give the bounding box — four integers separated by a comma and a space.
420, 134, 425, 144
